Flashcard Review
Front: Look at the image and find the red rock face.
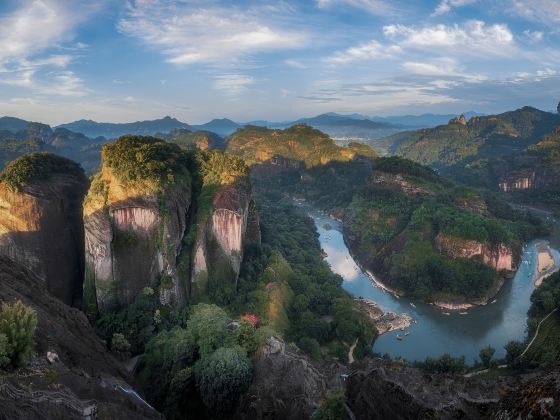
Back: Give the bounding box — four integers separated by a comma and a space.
190, 181, 260, 299
84, 191, 190, 311
435, 234, 513, 271
499, 174, 535, 192
111, 207, 158, 233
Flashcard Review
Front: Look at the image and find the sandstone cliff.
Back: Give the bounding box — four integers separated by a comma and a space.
435, 233, 514, 271
84, 136, 191, 312
188, 151, 260, 300
0, 153, 88, 305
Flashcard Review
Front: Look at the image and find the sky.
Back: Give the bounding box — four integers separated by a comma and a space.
0, 0, 559, 125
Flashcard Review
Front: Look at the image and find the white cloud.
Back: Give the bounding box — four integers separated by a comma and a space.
118, 1, 306, 66
511, 0, 560, 27
326, 40, 401, 64
0, 1, 75, 63
48, 71, 89, 97
432, 0, 477, 16
522, 29, 544, 42
315, 0, 393, 16
402, 58, 461, 76
383, 20, 514, 56
0, 0, 93, 96
213, 74, 255, 97
284, 59, 307, 69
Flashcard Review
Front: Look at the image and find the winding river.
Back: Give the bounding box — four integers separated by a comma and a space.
308, 208, 560, 363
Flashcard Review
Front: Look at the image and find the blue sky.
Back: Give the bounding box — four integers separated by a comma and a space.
0, 0, 559, 125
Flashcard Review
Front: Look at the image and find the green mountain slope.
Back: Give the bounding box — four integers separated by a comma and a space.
395, 107, 560, 169
226, 124, 377, 167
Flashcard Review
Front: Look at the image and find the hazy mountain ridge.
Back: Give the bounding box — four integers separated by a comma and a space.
57, 115, 191, 139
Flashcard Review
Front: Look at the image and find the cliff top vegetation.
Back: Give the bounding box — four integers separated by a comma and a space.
100, 135, 190, 193
227, 124, 376, 167
0, 152, 86, 191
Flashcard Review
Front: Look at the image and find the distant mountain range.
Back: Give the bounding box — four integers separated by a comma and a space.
369, 111, 484, 128
0, 116, 30, 133
48, 111, 486, 140
190, 118, 241, 136
56, 116, 191, 139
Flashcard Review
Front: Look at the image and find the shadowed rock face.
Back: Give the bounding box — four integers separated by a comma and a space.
345, 360, 509, 420
0, 256, 162, 420
0, 174, 88, 305
234, 337, 332, 420
494, 366, 560, 419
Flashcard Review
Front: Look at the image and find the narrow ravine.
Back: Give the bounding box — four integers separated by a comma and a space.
307, 207, 560, 362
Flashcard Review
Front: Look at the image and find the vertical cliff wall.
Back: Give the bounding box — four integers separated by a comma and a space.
435, 234, 514, 271
188, 151, 260, 300
190, 184, 260, 299
83, 137, 191, 313
0, 154, 88, 305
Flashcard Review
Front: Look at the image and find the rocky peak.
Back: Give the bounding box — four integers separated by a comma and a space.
449, 114, 468, 125
0, 153, 88, 305
83, 136, 191, 313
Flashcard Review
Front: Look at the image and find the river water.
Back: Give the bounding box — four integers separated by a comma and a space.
309, 209, 560, 363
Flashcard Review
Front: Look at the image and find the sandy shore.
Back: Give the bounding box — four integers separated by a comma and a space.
432, 301, 474, 310
535, 242, 559, 287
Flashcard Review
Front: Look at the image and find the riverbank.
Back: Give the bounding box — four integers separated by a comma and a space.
311, 208, 556, 362
431, 274, 511, 311
535, 241, 559, 287
353, 298, 412, 335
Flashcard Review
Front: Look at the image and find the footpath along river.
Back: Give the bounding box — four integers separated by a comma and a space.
309, 208, 560, 362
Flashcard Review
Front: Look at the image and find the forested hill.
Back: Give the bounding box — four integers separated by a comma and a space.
394, 106, 560, 170
226, 124, 377, 167
458, 127, 560, 215
252, 154, 547, 302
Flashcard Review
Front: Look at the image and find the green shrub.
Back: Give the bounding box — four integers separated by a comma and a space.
479, 345, 495, 368
311, 389, 350, 420
419, 353, 467, 374
0, 300, 37, 367
234, 320, 258, 355
194, 346, 252, 414
504, 340, 525, 368
111, 333, 131, 357
298, 337, 322, 359
186, 304, 229, 356
254, 326, 278, 347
